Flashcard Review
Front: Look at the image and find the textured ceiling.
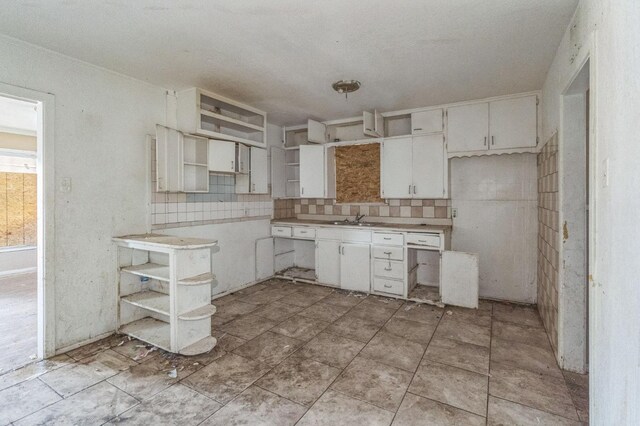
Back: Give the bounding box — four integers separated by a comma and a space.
0, 0, 577, 125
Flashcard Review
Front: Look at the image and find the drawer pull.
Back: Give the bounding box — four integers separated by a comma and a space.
384, 237, 391, 240
384, 284, 392, 288
300, 230, 307, 234
384, 267, 392, 271
384, 251, 392, 255
418, 240, 427, 243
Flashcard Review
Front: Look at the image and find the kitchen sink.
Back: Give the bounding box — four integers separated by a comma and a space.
330, 221, 374, 226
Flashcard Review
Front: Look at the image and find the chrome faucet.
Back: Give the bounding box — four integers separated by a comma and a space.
355, 213, 366, 223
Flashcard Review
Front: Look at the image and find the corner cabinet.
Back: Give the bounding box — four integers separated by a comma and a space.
156, 125, 209, 193
381, 134, 447, 199
114, 234, 219, 356
176, 88, 267, 148
447, 95, 537, 156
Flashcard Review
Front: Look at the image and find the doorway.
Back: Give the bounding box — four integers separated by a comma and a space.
559, 59, 591, 373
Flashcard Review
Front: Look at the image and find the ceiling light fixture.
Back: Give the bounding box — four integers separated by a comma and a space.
332, 80, 361, 99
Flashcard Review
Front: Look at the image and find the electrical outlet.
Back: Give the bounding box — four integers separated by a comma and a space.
452, 208, 458, 218
60, 177, 72, 193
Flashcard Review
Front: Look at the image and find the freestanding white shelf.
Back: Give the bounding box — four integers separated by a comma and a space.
113, 234, 218, 356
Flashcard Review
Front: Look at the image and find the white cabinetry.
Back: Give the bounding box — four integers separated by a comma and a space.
299, 145, 335, 198
411, 109, 444, 135
156, 125, 209, 193
340, 243, 371, 293
316, 240, 341, 286
447, 95, 537, 155
381, 135, 447, 199
236, 147, 268, 194
176, 88, 266, 147
308, 119, 327, 144
208, 139, 236, 173
363, 109, 384, 137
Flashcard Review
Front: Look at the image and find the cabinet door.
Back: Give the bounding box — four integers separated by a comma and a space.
156, 125, 183, 192
446, 103, 489, 153
411, 109, 443, 134
237, 144, 250, 174
489, 96, 537, 150
412, 134, 446, 198
441, 251, 478, 308
250, 147, 268, 193
208, 140, 236, 173
340, 243, 371, 293
316, 240, 341, 286
299, 145, 325, 198
363, 110, 383, 137
270, 147, 286, 198
308, 119, 327, 144
381, 137, 413, 198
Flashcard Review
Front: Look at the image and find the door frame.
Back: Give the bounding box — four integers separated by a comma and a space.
0, 82, 56, 359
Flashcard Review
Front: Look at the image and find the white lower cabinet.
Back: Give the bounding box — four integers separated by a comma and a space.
316, 240, 341, 286
340, 243, 371, 293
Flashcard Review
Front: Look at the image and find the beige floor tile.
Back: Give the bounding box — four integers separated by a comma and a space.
256, 354, 340, 406
215, 300, 260, 318
250, 301, 304, 322
360, 331, 426, 372
425, 337, 490, 375
277, 290, 327, 307
393, 302, 443, 325
493, 303, 543, 328
210, 330, 247, 352
107, 362, 178, 400
298, 331, 365, 368
241, 288, 288, 305
564, 371, 589, 422
0, 378, 62, 425
111, 339, 161, 362
233, 331, 302, 366
64, 334, 125, 361
297, 389, 394, 426
182, 353, 271, 404
434, 316, 491, 348
15, 381, 137, 426
231, 283, 268, 296
140, 350, 208, 381
219, 314, 278, 340
39, 349, 136, 397
298, 301, 352, 322
331, 356, 413, 411
270, 315, 329, 341
344, 303, 397, 326
361, 295, 405, 309
326, 315, 382, 343
110, 384, 221, 425
382, 317, 436, 345
491, 338, 562, 377
321, 290, 367, 308
487, 396, 581, 425
201, 385, 306, 426
492, 320, 552, 347
489, 362, 578, 420
0, 354, 73, 392
444, 306, 492, 326
392, 393, 485, 426
410, 361, 489, 416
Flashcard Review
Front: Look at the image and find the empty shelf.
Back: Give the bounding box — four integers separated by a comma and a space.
121, 291, 169, 316
200, 109, 264, 132
179, 336, 217, 356
179, 272, 215, 286
120, 317, 170, 351
179, 304, 217, 321
121, 263, 169, 282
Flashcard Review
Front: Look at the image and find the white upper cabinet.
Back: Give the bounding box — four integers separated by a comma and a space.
299, 145, 332, 198
307, 119, 328, 144
270, 146, 286, 198
381, 137, 413, 198
412, 134, 446, 198
411, 109, 444, 135
250, 147, 268, 194
236, 144, 250, 174
489, 95, 537, 150
446, 102, 489, 153
382, 135, 447, 199
447, 95, 538, 155
363, 109, 384, 137
208, 139, 236, 173
156, 125, 209, 193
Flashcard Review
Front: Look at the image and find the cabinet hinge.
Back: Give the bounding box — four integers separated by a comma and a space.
536, 97, 539, 106
536, 136, 540, 145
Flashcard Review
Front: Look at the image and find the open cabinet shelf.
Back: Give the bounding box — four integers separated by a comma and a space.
114, 234, 219, 356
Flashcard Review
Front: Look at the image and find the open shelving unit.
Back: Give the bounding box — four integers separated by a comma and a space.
177, 88, 267, 147
114, 234, 218, 356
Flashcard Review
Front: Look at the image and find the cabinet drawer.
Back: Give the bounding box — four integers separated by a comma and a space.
317, 228, 342, 240
372, 246, 404, 261
293, 227, 316, 239
342, 229, 371, 243
406, 233, 440, 248
372, 232, 404, 246
271, 226, 292, 237
373, 278, 404, 296
373, 259, 404, 280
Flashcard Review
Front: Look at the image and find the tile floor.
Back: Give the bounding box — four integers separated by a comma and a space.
0, 278, 589, 425
0, 272, 37, 373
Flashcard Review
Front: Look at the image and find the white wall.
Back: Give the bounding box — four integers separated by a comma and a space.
541, 0, 640, 422
0, 247, 36, 276
0, 35, 166, 350
450, 154, 538, 303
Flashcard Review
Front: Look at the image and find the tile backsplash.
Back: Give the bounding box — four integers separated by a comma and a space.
274, 198, 451, 220
150, 143, 272, 229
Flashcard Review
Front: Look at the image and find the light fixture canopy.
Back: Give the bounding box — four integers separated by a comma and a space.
332, 80, 361, 99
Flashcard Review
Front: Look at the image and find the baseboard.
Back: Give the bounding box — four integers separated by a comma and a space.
0, 266, 36, 277
54, 330, 115, 357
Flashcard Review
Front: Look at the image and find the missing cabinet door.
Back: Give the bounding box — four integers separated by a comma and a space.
335, 143, 383, 204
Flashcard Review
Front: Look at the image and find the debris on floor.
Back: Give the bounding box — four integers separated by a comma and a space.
133, 346, 156, 361
167, 368, 178, 379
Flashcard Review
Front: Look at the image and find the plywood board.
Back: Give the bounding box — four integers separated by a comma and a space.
335, 143, 383, 204
6, 173, 24, 246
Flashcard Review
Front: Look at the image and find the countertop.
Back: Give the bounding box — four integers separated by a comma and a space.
113, 234, 218, 249
271, 218, 451, 233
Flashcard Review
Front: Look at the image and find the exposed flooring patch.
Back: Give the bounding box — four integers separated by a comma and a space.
0, 278, 587, 424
